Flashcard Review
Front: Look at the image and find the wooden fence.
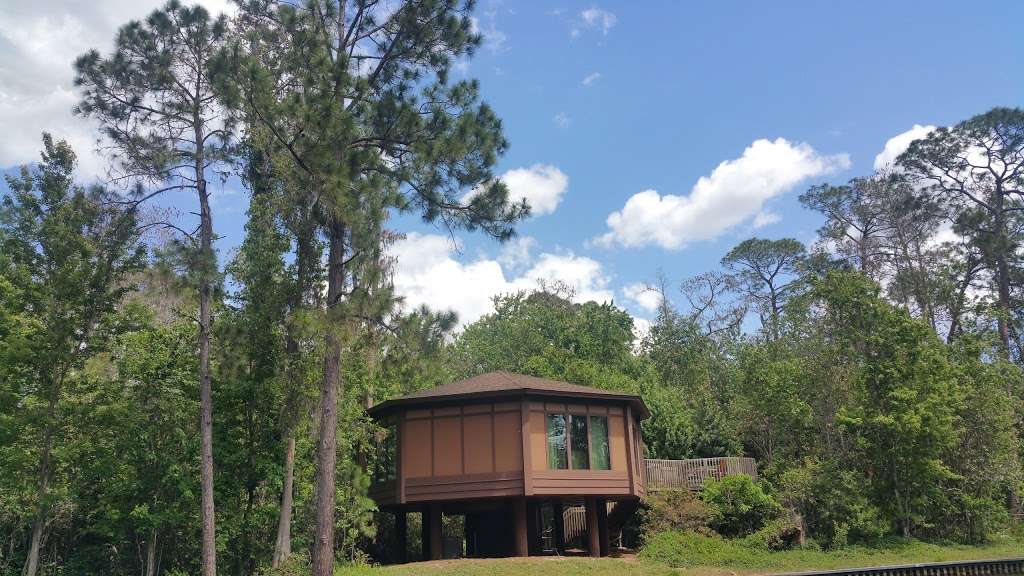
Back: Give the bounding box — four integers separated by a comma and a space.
644, 457, 758, 491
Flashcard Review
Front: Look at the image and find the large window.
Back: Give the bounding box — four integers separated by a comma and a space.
544, 411, 611, 470
546, 414, 568, 469
570, 415, 589, 469
589, 416, 610, 470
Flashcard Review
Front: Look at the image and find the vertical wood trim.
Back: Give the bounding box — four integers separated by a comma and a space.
429, 412, 436, 478
459, 406, 465, 475
521, 399, 533, 495
490, 408, 497, 473
624, 405, 636, 496
397, 411, 405, 504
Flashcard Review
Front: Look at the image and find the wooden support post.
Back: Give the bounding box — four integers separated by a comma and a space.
513, 497, 529, 557
597, 499, 609, 557
428, 505, 442, 560
420, 509, 431, 561
585, 497, 600, 558
395, 511, 407, 564
552, 500, 565, 552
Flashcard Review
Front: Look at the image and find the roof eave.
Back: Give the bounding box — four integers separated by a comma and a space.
368, 387, 650, 419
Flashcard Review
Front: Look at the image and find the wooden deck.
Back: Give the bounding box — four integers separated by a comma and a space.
644, 457, 758, 491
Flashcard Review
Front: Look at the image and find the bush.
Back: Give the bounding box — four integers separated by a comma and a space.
638, 489, 712, 543
701, 475, 782, 537
776, 460, 888, 548
741, 515, 804, 551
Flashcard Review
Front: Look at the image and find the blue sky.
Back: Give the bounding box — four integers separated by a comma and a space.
2, 0, 1021, 330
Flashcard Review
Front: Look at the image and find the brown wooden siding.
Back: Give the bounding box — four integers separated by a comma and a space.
530, 470, 631, 496
404, 471, 524, 502
378, 396, 646, 505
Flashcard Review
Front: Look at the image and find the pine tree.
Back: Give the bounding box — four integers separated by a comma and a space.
74, 4, 234, 573
225, 1, 527, 571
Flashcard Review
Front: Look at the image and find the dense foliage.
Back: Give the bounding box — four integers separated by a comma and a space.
0, 1, 1023, 574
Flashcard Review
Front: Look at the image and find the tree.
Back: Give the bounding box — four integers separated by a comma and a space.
814, 272, 961, 537
1, 135, 144, 576
800, 177, 892, 279
898, 107, 1024, 362
721, 238, 806, 339
228, 2, 527, 571
74, 3, 234, 573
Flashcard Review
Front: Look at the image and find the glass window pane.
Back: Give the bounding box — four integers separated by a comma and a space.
589, 416, 610, 470
570, 415, 589, 470
546, 414, 567, 469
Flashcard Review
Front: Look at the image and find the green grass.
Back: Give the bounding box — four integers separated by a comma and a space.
317, 533, 1024, 576
639, 531, 1024, 573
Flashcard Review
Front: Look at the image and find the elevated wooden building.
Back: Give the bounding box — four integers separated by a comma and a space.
367, 371, 649, 560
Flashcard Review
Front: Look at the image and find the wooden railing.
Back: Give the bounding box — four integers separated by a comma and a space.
644, 457, 758, 491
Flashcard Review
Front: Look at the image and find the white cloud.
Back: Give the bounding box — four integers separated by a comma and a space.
497, 236, 536, 270
0, 0, 234, 177
572, 7, 617, 37
752, 210, 781, 229
469, 14, 507, 53
622, 283, 661, 313
595, 138, 850, 250
553, 112, 571, 129
502, 164, 568, 216
462, 164, 569, 217
582, 72, 602, 86
874, 124, 935, 170
390, 233, 614, 328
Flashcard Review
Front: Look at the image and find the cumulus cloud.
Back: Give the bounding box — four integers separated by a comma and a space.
582, 72, 602, 86
571, 7, 617, 37
595, 138, 850, 250
553, 112, 571, 129
752, 210, 781, 229
390, 233, 614, 328
462, 164, 569, 217
497, 236, 537, 270
874, 124, 936, 170
0, 0, 234, 177
502, 164, 569, 215
622, 283, 661, 313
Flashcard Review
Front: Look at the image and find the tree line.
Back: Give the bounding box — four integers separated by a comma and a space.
0, 1, 1022, 575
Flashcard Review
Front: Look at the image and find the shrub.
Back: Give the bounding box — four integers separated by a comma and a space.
741, 515, 804, 551
701, 475, 782, 537
776, 460, 888, 548
638, 489, 712, 543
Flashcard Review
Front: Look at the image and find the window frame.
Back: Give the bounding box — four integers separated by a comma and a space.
542, 406, 614, 471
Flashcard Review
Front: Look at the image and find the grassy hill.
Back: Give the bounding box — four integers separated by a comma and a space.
311, 536, 1024, 576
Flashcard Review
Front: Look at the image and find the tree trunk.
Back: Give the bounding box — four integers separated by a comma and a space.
196, 123, 218, 576
145, 528, 158, 576
272, 434, 296, 568
311, 218, 346, 576
273, 227, 313, 567
24, 368, 63, 576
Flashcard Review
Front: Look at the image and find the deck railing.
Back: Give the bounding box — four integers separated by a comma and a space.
644, 457, 758, 491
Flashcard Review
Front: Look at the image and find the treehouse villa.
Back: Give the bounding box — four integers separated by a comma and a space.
367, 371, 757, 561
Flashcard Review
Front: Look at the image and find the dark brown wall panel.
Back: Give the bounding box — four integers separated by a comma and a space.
403, 418, 432, 478
433, 416, 462, 476
463, 413, 494, 475
494, 411, 523, 472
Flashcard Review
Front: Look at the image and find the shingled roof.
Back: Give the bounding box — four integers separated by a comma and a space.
368, 371, 649, 418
